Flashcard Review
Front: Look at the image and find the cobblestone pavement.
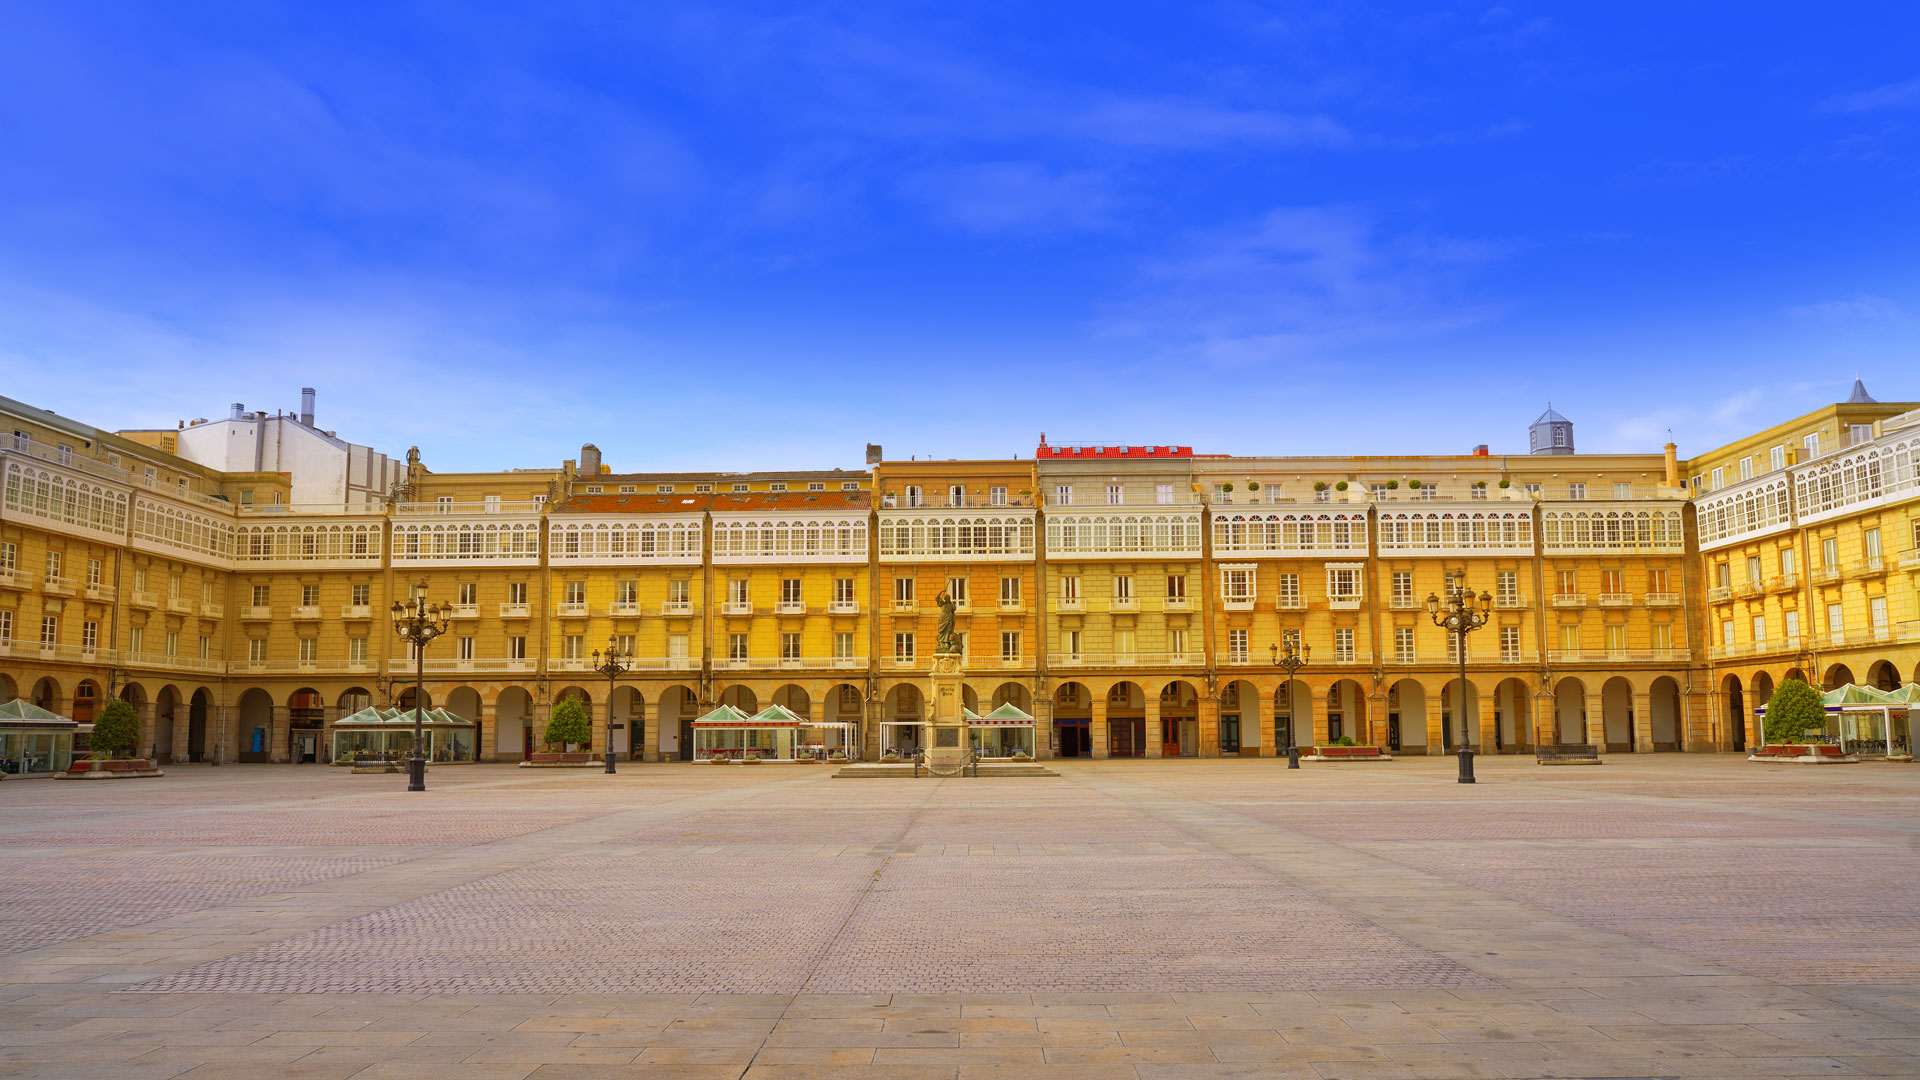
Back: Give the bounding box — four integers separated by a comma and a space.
0, 755, 1915, 1077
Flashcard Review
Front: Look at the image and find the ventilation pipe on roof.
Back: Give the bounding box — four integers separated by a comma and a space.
300, 388, 315, 427
230, 403, 244, 420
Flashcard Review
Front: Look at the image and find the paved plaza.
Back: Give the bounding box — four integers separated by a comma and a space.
0, 757, 1916, 1079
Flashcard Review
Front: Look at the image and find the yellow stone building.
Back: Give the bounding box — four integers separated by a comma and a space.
2, 383, 1914, 766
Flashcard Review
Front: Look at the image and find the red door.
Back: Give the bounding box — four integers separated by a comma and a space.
1161, 718, 1180, 757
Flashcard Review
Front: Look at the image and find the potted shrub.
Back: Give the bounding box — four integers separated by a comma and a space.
1407, 479, 1422, 490
741, 751, 763, 764
1313, 481, 1328, 492
1498, 479, 1511, 488
1012, 748, 1032, 760
1221, 482, 1234, 494
61, 699, 162, 778
1335, 481, 1348, 491
543, 698, 591, 752
1386, 480, 1398, 490
706, 754, 730, 764
1763, 679, 1827, 748
1246, 480, 1260, 492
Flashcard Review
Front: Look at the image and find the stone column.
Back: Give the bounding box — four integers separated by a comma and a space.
1585, 691, 1605, 752
531, 701, 551, 753
137, 702, 157, 758
1425, 685, 1446, 755
1534, 691, 1557, 749
592, 699, 610, 756
1311, 685, 1332, 748
1144, 698, 1162, 758
270, 705, 291, 763
171, 707, 192, 764
1633, 690, 1654, 753
1090, 698, 1108, 759
1198, 695, 1220, 757
864, 696, 884, 761
1032, 695, 1053, 761
478, 699, 498, 762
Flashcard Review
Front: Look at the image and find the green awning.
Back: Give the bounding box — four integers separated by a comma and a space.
690, 704, 757, 727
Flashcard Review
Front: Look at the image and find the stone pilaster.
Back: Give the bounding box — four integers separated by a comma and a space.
1585, 692, 1605, 752
270, 705, 290, 764
1198, 695, 1220, 757
1144, 699, 1162, 758
1633, 691, 1654, 753
1089, 698, 1108, 759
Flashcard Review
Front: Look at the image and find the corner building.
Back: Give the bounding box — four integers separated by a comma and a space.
3, 385, 1915, 764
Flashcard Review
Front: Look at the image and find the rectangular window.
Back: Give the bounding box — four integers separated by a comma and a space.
842, 481, 860, 491
1168, 628, 1187, 658
1114, 629, 1135, 658
729, 579, 750, 606
1001, 631, 1020, 662
86, 558, 101, 586
1613, 481, 1632, 499
1559, 624, 1580, 652
1334, 628, 1354, 662
999, 576, 1021, 602
834, 632, 855, 659
44, 551, 61, 579
1606, 624, 1627, 654
1112, 575, 1132, 601
1523, 482, 1541, 497
1781, 548, 1796, 576
1721, 619, 1735, 646
1227, 628, 1248, 663
564, 635, 584, 660
129, 626, 142, 653
728, 633, 748, 661
1391, 571, 1412, 606
1395, 627, 1415, 663
895, 632, 916, 661
657, 484, 674, 493
1276, 572, 1299, 606
458, 582, 478, 605
781, 632, 802, 660
349, 637, 367, 663
1156, 483, 1173, 505
1166, 574, 1186, 599
1220, 568, 1252, 602
1106, 484, 1123, 505
1061, 575, 1081, 601
946, 575, 968, 604
0, 542, 12, 570
990, 485, 1007, 506
615, 580, 637, 604
299, 583, 318, 607
1745, 556, 1761, 584
1447, 629, 1465, 663
615, 635, 634, 658
1496, 570, 1518, 604
1560, 568, 1580, 595
1784, 610, 1800, 641
1805, 432, 1820, 459
835, 577, 856, 605
1751, 614, 1766, 643
249, 637, 268, 662
81, 620, 97, 651
1326, 567, 1359, 601
1738, 457, 1753, 481
1065, 629, 1082, 660
1827, 602, 1844, 637
351, 583, 370, 606
563, 580, 584, 605
1822, 537, 1838, 568
1500, 626, 1521, 661
508, 581, 528, 605
509, 634, 528, 659
1648, 568, 1669, 593
1771, 445, 1786, 471
1865, 527, 1883, 560
1054, 484, 1072, 506
665, 634, 685, 660
894, 577, 915, 604
667, 580, 689, 605
732, 483, 750, 493
770, 483, 788, 493
1568, 482, 1586, 500
1715, 562, 1730, 589
1850, 423, 1874, 445
301, 637, 320, 663
1651, 623, 1672, 652
1871, 596, 1888, 630
781, 578, 802, 604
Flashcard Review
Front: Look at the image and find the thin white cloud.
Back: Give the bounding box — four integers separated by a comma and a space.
1820, 75, 1920, 113
1785, 295, 1899, 321
1100, 206, 1508, 367
900, 161, 1118, 234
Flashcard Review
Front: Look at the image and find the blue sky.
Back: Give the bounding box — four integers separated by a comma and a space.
1, 3, 1916, 472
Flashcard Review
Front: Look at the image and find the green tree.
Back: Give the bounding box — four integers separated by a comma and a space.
1763, 679, 1826, 745
91, 698, 142, 758
544, 697, 591, 748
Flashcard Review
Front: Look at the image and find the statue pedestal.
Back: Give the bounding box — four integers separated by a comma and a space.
924, 652, 969, 773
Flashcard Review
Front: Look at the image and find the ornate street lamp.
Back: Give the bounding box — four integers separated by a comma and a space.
591, 636, 632, 775
1269, 638, 1310, 769
1427, 572, 1493, 784
390, 583, 451, 792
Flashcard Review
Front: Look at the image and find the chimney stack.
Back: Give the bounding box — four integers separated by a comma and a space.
230, 403, 244, 420
579, 443, 602, 476
300, 388, 315, 427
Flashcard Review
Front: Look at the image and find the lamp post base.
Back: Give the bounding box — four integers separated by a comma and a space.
1456, 746, 1476, 784
1287, 744, 1300, 769
604, 748, 617, 775
407, 753, 426, 792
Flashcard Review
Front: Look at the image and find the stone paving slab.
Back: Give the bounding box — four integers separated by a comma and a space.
0, 757, 1914, 1078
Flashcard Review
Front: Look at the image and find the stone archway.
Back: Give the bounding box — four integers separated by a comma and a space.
1601, 677, 1634, 753
237, 688, 274, 762
1554, 677, 1588, 746
1494, 678, 1531, 752
1273, 679, 1312, 750
1745, 672, 1774, 751
1721, 673, 1744, 752
1388, 679, 1427, 753
1650, 676, 1683, 751
1440, 678, 1481, 749
154, 685, 181, 760
1159, 680, 1199, 757
1052, 682, 1090, 758
188, 689, 212, 763
31, 677, 61, 716
609, 686, 644, 758
1220, 680, 1261, 756
496, 686, 535, 762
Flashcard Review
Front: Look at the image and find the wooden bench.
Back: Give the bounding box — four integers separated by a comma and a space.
1302, 745, 1391, 761
1536, 743, 1602, 765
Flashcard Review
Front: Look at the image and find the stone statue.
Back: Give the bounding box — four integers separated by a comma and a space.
935, 591, 958, 654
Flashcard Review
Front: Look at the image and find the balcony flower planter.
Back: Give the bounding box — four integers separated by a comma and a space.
59, 757, 163, 779
1300, 745, 1390, 761
518, 752, 600, 768
1748, 744, 1859, 764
